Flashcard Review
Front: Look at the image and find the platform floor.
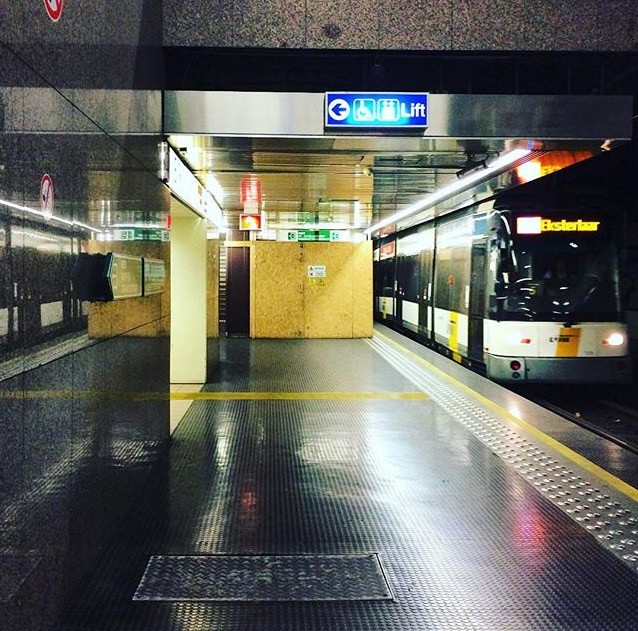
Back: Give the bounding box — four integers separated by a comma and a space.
55, 326, 638, 630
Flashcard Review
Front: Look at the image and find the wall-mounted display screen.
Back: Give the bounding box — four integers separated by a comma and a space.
72, 253, 163, 301
109, 254, 143, 300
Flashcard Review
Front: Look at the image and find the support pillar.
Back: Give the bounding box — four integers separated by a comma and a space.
170, 199, 207, 383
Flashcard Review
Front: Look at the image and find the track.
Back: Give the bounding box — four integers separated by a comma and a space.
514, 384, 638, 455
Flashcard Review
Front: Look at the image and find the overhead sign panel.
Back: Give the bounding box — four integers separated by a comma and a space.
166, 146, 225, 229
325, 92, 428, 129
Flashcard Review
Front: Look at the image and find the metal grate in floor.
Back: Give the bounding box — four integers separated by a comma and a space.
133, 554, 393, 602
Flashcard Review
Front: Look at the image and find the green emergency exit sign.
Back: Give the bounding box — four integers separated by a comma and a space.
287, 230, 345, 242
300, 229, 330, 241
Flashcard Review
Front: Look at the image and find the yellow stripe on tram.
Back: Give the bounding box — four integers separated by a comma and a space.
374, 329, 638, 503
555, 326, 582, 357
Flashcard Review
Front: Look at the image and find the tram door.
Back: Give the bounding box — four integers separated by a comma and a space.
225, 246, 250, 336
419, 246, 434, 338
468, 240, 487, 361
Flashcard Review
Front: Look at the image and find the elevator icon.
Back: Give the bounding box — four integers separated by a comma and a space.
378, 99, 400, 122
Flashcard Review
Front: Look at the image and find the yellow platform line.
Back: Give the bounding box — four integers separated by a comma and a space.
374, 330, 638, 503
0, 389, 428, 402
170, 391, 428, 401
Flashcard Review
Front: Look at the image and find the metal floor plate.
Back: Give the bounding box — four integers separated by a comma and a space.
133, 554, 392, 601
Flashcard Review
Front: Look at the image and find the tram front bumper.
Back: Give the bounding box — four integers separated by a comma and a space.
486, 354, 633, 384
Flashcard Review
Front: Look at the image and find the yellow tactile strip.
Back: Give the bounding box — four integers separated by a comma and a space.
369, 331, 638, 572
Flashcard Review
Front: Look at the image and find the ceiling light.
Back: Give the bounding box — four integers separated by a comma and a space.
364, 148, 531, 236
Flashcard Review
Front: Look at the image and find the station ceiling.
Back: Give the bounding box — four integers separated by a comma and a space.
165, 92, 633, 237
168, 134, 496, 234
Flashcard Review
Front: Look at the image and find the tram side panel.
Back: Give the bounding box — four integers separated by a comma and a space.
432, 214, 474, 362
396, 228, 435, 338
374, 240, 397, 324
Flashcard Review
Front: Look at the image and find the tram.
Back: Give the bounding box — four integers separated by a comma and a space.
374, 189, 632, 383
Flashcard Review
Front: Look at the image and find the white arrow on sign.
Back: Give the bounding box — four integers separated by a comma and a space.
328, 99, 350, 121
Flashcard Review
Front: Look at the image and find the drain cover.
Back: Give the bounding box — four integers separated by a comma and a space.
133, 554, 393, 602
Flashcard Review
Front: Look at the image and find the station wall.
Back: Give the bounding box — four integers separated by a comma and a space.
164, 0, 638, 52
86, 242, 171, 339
1, 5, 168, 631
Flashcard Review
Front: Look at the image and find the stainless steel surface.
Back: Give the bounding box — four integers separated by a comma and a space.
164, 92, 633, 139
164, 91, 632, 234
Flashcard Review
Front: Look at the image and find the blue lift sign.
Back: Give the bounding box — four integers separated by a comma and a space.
325, 92, 428, 128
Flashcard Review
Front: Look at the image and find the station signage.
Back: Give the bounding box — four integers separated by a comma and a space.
286, 230, 346, 242
166, 146, 224, 229
239, 213, 263, 230
43, 0, 64, 22
325, 92, 428, 129
307, 265, 326, 278
516, 216, 601, 234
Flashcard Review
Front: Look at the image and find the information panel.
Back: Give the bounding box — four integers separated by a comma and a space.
325, 92, 428, 128
143, 258, 166, 295
109, 254, 143, 300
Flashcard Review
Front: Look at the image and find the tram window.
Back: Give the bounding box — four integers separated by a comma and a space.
435, 245, 471, 313
396, 254, 420, 301
376, 257, 395, 297
495, 232, 621, 322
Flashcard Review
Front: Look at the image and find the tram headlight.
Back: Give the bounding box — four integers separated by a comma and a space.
602, 332, 625, 346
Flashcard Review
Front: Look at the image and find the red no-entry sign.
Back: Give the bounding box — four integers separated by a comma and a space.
40, 174, 54, 219
43, 0, 64, 22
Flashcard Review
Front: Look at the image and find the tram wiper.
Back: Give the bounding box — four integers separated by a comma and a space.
561, 275, 599, 327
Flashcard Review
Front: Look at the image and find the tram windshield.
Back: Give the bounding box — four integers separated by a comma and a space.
494, 215, 622, 323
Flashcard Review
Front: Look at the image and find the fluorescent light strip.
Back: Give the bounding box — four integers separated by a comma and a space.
0, 198, 101, 233
364, 148, 531, 235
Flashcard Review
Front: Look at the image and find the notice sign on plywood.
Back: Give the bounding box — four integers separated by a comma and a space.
307, 265, 326, 278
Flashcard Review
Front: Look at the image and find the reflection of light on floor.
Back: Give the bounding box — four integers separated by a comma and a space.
298, 436, 362, 465
507, 404, 523, 420
0, 436, 94, 536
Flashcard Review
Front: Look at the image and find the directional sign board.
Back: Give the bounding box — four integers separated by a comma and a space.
325, 92, 428, 129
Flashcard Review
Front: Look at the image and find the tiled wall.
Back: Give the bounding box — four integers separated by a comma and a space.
164, 0, 638, 51
1, 4, 168, 630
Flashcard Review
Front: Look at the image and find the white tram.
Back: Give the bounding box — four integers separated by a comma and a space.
374, 192, 631, 383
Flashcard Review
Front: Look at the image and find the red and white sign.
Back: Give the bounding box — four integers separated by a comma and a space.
40, 174, 54, 219
43, 0, 64, 22
240, 177, 262, 204
239, 213, 263, 231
